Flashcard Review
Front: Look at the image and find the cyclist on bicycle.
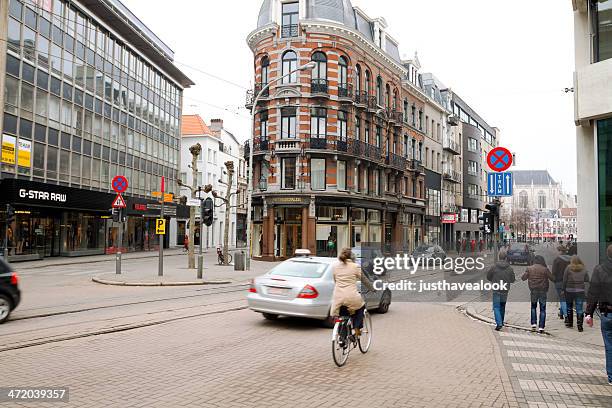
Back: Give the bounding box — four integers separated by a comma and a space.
331, 248, 374, 337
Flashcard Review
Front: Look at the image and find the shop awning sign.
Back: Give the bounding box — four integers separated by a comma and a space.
112, 194, 127, 209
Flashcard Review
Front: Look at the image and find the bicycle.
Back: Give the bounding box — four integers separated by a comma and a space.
217, 248, 233, 265
331, 306, 372, 367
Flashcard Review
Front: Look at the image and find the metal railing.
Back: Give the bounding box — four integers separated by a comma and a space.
443, 169, 462, 183
443, 138, 461, 154
338, 83, 353, 99
410, 159, 424, 173
309, 137, 327, 149
311, 78, 329, 94
386, 152, 407, 170
281, 24, 298, 38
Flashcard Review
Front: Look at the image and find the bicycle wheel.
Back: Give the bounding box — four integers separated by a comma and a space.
358, 311, 372, 353
332, 321, 350, 367
227, 253, 233, 264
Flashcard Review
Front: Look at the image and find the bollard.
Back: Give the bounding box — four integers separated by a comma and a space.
197, 254, 204, 279
116, 252, 122, 274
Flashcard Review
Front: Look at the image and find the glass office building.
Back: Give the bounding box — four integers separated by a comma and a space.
1, 0, 193, 260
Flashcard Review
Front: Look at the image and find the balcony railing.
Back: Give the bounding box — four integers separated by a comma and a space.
410, 159, 424, 173
337, 139, 348, 152
364, 142, 382, 161
281, 24, 298, 38
443, 169, 462, 183
309, 137, 327, 149
245, 83, 269, 107
338, 83, 353, 99
311, 79, 329, 94
366, 95, 378, 111
443, 138, 461, 155
386, 152, 407, 170
354, 91, 368, 106
275, 139, 300, 151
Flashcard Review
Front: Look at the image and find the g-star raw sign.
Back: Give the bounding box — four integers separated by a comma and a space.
19, 189, 67, 203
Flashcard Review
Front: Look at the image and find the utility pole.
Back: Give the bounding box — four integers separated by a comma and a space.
159, 176, 165, 277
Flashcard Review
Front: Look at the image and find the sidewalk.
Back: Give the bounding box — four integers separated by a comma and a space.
464, 279, 604, 347
91, 251, 280, 286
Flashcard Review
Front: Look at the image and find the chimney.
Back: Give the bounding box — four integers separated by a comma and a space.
210, 119, 223, 132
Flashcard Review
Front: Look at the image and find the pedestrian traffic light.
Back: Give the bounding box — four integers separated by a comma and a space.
203, 198, 214, 227
479, 212, 492, 235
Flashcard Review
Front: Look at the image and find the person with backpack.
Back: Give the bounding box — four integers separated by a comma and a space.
521, 255, 553, 333
563, 255, 590, 331
585, 244, 612, 385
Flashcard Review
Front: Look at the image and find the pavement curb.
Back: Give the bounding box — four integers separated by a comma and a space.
18, 251, 189, 270
460, 304, 552, 336
91, 276, 232, 287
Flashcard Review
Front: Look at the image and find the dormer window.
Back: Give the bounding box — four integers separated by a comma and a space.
281, 2, 299, 38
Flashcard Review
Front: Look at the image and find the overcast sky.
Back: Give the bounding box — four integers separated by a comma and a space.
123, 0, 577, 195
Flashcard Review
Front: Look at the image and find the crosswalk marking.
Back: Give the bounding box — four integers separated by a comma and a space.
507, 350, 603, 364
519, 379, 612, 397
503, 340, 603, 355
511, 362, 605, 376
498, 332, 562, 342
528, 403, 605, 408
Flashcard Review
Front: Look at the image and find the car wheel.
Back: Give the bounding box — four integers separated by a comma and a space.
262, 313, 278, 321
0, 294, 12, 324
376, 290, 391, 314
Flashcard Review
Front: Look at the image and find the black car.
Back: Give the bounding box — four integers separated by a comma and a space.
506, 243, 534, 265
0, 258, 21, 324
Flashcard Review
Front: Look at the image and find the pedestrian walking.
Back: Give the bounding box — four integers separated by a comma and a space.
521, 255, 553, 333
562, 255, 590, 331
585, 244, 612, 385
456, 239, 461, 255
552, 246, 572, 322
486, 249, 516, 331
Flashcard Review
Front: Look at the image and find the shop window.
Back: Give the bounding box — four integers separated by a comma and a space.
368, 210, 381, 223
316, 207, 348, 222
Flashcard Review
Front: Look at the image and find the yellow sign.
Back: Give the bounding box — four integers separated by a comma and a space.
1, 135, 16, 165
155, 218, 166, 235
152, 192, 174, 202
17, 139, 32, 167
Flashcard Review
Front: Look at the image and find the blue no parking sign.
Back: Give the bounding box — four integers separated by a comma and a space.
487, 172, 513, 197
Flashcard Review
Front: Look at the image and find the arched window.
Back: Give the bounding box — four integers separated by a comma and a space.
355, 64, 362, 94
393, 89, 399, 111
385, 84, 390, 108
365, 70, 371, 95
338, 56, 349, 96
261, 56, 270, 86
311, 51, 327, 92
281, 51, 297, 84
376, 76, 383, 106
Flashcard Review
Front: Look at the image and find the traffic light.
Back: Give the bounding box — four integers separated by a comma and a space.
203, 198, 214, 227
479, 212, 492, 235
485, 202, 499, 217
112, 208, 120, 222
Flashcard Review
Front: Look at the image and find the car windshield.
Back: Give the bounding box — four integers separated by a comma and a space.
415, 245, 432, 252
510, 243, 527, 250
268, 261, 328, 278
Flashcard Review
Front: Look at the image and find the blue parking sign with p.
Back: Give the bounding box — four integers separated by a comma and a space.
487, 172, 513, 196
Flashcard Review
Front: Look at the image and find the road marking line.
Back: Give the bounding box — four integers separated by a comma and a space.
507, 350, 603, 364
498, 332, 561, 342
519, 379, 612, 397
503, 340, 603, 355
511, 362, 605, 376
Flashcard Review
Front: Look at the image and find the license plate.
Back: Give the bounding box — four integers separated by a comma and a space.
267, 286, 290, 296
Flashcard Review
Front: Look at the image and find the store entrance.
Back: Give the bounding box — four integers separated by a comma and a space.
33, 216, 61, 257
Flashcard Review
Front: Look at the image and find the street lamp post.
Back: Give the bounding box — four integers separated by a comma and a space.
245, 61, 317, 269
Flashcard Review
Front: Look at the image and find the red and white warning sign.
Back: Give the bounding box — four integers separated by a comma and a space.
112, 194, 127, 208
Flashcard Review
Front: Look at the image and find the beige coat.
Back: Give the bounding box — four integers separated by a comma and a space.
331, 261, 365, 315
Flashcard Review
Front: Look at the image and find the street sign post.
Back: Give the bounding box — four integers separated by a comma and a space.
158, 177, 165, 277
111, 176, 128, 275
156, 219, 166, 234
487, 172, 513, 197
487, 147, 513, 172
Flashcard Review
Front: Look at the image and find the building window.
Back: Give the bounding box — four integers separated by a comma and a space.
404, 135, 409, 158
261, 56, 269, 86
376, 76, 383, 106
311, 52, 327, 92
338, 56, 348, 95
311, 158, 325, 190
281, 2, 299, 38
467, 137, 478, 152
538, 192, 546, 209
468, 184, 479, 199
281, 107, 297, 139
598, 118, 612, 246
411, 104, 416, 126
365, 121, 370, 144
365, 70, 371, 95
338, 111, 347, 142
519, 191, 528, 208
355, 64, 361, 94
281, 51, 297, 84
337, 160, 347, 191
592, 0, 612, 62
310, 107, 326, 139
281, 157, 296, 189
260, 110, 268, 142
468, 160, 478, 176
375, 125, 382, 148
355, 115, 361, 140
374, 169, 381, 196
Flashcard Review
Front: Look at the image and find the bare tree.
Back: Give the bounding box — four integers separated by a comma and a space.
210, 161, 235, 265
177, 143, 201, 269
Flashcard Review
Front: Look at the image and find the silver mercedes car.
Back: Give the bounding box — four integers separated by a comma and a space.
247, 252, 391, 327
